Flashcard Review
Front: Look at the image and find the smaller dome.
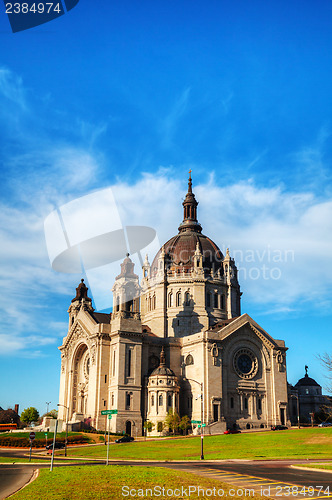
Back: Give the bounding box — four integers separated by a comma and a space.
295, 374, 320, 388
149, 347, 176, 377
150, 365, 176, 377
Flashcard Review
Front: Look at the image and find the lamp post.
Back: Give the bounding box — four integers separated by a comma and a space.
57, 403, 69, 457
184, 377, 204, 460
291, 394, 300, 428
46, 401, 51, 414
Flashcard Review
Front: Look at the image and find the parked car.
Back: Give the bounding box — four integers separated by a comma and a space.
224, 429, 241, 434
115, 436, 134, 443
46, 442, 65, 450
271, 425, 288, 431
318, 422, 332, 427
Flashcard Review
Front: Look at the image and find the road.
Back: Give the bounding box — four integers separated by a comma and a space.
1, 448, 332, 500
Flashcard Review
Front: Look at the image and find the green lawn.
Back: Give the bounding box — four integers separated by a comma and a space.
11, 465, 270, 500
57, 428, 332, 461
295, 462, 332, 471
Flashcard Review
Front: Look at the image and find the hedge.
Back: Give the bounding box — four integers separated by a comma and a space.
0, 434, 90, 448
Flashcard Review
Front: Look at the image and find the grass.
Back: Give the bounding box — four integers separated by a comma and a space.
0, 457, 73, 464
295, 463, 332, 471
57, 428, 332, 461
10, 465, 270, 500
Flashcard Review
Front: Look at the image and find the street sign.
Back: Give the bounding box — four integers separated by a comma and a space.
101, 409, 118, 415
108, 414, 112, 420
44, 433, 48, 437
191, 420, 201, 424
29, 431, 35, 440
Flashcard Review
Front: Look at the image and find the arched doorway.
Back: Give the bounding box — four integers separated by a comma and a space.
125, 421, 132, 436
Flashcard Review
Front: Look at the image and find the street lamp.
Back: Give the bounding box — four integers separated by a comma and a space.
46, 401, 51, 414
291, 394, 300, 428
57, 403, 69, 457
184, 377, 204, 460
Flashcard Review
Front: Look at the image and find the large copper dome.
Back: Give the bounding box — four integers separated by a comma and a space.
151, 173, 224, 274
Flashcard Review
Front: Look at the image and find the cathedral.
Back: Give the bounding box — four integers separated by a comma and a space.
58, 175, 289, 436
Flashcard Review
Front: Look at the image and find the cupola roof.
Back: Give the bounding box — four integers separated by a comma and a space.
151, 173, 224, 274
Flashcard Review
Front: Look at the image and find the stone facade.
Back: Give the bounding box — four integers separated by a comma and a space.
58, 175, 289, 435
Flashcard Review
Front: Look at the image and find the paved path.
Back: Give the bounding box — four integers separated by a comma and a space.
0, 464, 35, 500
1, 450, 332, 500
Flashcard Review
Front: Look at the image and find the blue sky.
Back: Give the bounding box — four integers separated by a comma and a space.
0, 0, 332, 416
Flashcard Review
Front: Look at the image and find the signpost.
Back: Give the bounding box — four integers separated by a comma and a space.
101, 410, 118, 465
29, 432, 35, 462
50, 420, 58, 472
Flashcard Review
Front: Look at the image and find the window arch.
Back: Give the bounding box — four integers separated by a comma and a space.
168, 292, 173, 307
152, 294, 156, 309
184, 291, 190, 305
176, 291, 181, 307
185, 354, 194, 366
158, 394, 163, 407
221, 294, 225, 309
214, 293, 218, 308
151, 394, 155, 406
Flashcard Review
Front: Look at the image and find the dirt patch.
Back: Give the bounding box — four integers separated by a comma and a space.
306, 436, 332, 445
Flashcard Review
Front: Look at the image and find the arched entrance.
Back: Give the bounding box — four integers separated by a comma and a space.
125, 421, 132, 436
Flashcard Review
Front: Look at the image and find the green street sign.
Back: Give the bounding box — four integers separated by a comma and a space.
191, 420, 201, 424
101, 409, 118, 415
44, 433, 48, 437
108, 414, 112, 420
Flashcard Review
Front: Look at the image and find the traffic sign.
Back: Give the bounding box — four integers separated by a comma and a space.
29, 431, 35, 440
101, 409, 118, 415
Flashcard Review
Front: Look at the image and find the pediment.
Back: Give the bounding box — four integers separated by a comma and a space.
216, 313, 286, 351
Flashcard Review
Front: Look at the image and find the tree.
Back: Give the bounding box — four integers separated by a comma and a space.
164, 409, 180, 435
143, 420, 154, 434
179, 415, 191, 435
0, 409, 20, 425
157, 421, 164, 434
20, 407, 39, 425
318, 353, 332, 419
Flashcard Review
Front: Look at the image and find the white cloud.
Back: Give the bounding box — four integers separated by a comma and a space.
0, 67, 26, 108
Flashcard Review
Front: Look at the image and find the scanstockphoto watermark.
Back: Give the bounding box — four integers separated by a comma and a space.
122, 485, 256, 497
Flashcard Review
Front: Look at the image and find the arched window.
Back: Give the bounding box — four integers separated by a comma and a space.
244, 397, 248, 410
258, 398, 261, 411
185, 354, 194, 366
184, 291, 190, 306
206, 293, 211, 308
153, 294, 156, 309
176, 291, 181, 307
168, 394, 172, 407
221, 295, 225, 309
151, 394, 155, 406
115, 296, 120, 312
168, 292, 173, 307
158, 394, 163, 407
214, 293, 218, 308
